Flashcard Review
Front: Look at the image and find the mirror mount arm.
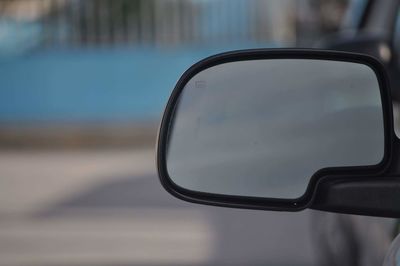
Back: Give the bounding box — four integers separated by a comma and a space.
311, 177, 400, 218
311, 138, 400, 218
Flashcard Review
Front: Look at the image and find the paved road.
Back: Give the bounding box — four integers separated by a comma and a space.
0, 149, 394, 266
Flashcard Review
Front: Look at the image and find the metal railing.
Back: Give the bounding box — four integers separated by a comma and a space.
0, 0, 298, 48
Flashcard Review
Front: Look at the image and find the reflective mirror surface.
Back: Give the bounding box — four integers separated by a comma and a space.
166, 59, 384, 199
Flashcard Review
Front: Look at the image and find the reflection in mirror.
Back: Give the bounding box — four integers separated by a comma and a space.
166, 59, 384, 199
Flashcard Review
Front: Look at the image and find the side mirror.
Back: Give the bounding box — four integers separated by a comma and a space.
157, 49, 398, 217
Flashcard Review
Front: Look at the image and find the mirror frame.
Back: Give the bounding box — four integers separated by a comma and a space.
157, 49, 394, 212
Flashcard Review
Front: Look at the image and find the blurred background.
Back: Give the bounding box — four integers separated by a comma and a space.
0, 0, 397, 265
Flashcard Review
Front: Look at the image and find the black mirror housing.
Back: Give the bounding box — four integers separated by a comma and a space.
157, 49, 400, 217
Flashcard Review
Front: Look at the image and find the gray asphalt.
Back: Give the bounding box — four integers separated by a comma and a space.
40, 172, 317, 265
0, 149, 395, 266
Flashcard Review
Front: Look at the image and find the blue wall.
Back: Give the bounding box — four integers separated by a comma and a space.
0, 44, 273, 123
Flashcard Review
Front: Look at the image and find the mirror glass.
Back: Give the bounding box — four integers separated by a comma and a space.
165, 59, 384, 199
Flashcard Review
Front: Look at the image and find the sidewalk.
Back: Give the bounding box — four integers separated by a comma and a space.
0, 148, 155, 216
0, 148, 216, 266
